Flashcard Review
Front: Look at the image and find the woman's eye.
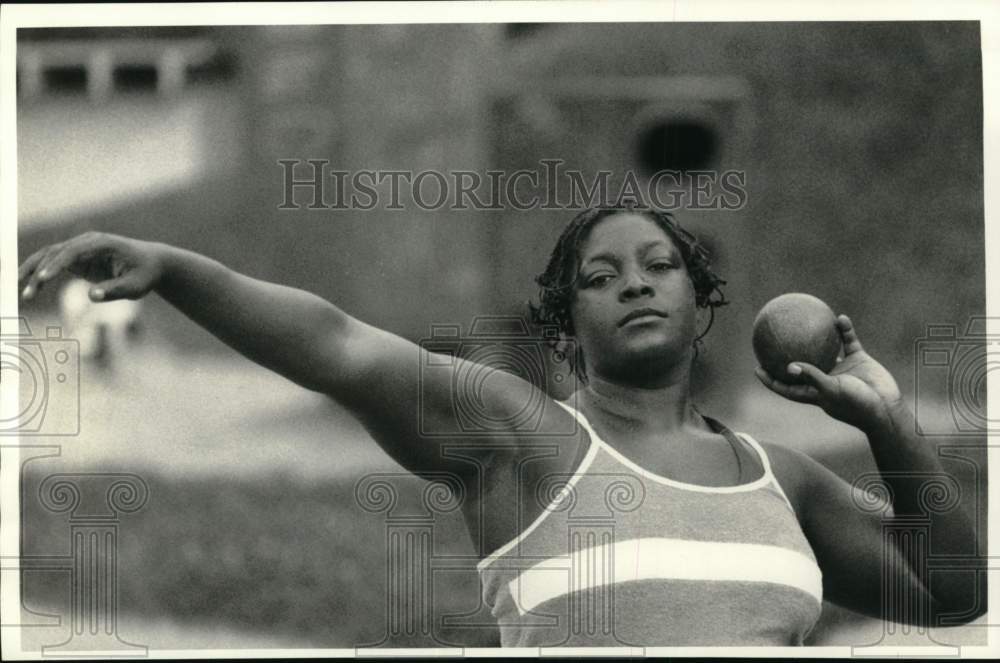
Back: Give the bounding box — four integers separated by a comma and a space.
648, 262, 675, 272
586, 274, 613, 288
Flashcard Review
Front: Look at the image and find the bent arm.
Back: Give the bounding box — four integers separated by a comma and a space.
769, 441, 984, 626
858, 402, 985, 620
756, 315, 984, 625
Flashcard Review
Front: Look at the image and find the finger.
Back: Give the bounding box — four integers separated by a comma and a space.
787, 362, 839, 396
754, 366, 821, 404
90, 271, 147, 302
18, 245, 55, 289
20, 243, 64, 300
836, 314, 864, 355
35, 233, 107, 285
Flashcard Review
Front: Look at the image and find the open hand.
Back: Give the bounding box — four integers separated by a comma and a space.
19, 232, 164, 303
754, 314, 904, 434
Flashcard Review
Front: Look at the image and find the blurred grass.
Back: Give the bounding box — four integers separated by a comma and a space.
20, 468, 499, 648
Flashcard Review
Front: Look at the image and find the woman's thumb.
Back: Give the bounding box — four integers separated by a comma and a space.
90, 273, 146, 302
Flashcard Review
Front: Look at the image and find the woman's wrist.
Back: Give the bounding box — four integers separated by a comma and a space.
860, 396, 914, 449
148, 241, 180, 293
151, 242, 224, 296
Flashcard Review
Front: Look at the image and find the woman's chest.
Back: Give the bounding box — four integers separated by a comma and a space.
470, 431, 769, 560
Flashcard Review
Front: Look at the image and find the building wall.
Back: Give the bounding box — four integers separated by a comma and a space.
18, 23, 984, 398
491, 21, 984, 401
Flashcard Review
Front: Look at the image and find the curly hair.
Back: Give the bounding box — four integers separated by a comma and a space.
528, 204, 728, 382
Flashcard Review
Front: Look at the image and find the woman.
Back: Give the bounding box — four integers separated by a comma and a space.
18, 205, 983, 646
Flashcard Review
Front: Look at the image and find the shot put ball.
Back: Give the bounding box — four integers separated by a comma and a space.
752, 293, 841, 382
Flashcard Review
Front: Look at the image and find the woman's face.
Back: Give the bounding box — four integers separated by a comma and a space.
569, 213, 699, 384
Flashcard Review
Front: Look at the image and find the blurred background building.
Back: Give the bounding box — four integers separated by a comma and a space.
15, 23, 986, 649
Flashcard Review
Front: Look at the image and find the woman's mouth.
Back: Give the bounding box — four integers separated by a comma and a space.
618, 307, 668, 327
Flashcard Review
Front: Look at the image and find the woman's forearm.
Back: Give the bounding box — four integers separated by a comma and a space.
864, 401, 984, 614
154, 242, 353, 392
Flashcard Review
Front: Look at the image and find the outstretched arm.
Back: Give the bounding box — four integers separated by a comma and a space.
756, 315, 985, 625
19, 232, 573, 477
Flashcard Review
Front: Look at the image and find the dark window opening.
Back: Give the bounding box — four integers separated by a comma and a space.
43, 66, 88, 94
114, 65, 158, 92
636, 119, 718, 173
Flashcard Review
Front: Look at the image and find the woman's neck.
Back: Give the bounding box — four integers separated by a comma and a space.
577, 369, 707, 437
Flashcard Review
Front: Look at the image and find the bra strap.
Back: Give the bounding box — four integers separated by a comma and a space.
737, 431, 795, 511
554, 400, 600, 443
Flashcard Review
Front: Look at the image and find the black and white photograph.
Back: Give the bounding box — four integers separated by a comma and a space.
1, 1, 996, 657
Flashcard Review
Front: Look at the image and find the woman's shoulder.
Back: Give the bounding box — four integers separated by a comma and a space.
496, 397, 594, 469
752, 439, 823, 512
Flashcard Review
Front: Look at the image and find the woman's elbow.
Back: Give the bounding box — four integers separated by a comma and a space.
930, 574, 988, 626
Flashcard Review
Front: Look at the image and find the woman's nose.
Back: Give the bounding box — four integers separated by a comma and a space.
619, 272, 654, 300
